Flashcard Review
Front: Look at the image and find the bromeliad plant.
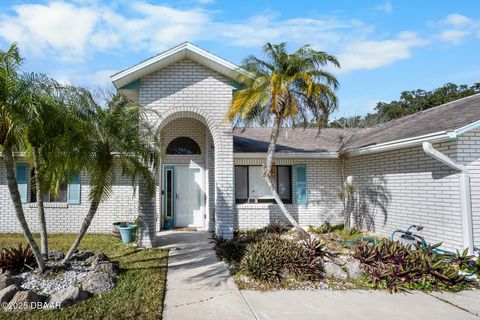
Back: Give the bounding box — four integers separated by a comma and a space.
354, 240, 474, 292
0, 244, 37, 274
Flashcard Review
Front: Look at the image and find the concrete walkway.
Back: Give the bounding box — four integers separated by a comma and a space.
158, 231, 480, 320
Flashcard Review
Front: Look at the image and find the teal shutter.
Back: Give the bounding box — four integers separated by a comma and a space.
16, 163, 28, 204
295, 164, 308, 205
68, 172, 81, 204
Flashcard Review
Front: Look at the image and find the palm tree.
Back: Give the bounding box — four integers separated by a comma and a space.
62, 91, 159, 264
20, 73, 69, 259
0, 43, 46, 272
228, 43, 340, 237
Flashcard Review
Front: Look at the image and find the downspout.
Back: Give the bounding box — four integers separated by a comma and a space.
422, 142, 474, 254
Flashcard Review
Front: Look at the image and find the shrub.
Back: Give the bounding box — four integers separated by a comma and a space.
240, 237, 322, 284
266, 221, 289, 235
211, 231, 262, 264
0, 244, 37, 274
354, 240, 473, 292
301, 237, 333, 260
449, 248, 480, 277
308, 222, 344, 234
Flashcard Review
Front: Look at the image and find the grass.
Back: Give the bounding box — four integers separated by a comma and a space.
0, 233, 168, 320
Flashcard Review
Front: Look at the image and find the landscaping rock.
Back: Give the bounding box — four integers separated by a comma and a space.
48, 286, 90, 308
8, 290, 47, 310
80, 272, 115, 294
345, 259, 362, 279
70, 250, 94, 262
324, 262, 348, 279
48, 250, 65, 262
86, 253, 109, 268
0, 274, 22, 290
0, 285, 21, 303
94, 261, 120, 277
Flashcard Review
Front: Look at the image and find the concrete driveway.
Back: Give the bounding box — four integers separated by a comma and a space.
158, 231, 480, 320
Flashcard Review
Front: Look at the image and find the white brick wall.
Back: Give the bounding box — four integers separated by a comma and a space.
455, 128, 480, 248
234, 158, 344, 229
0, 159, 137, 234
346, 141, 465, 251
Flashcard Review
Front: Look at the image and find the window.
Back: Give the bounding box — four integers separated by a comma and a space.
235, 165, 292, 204
166, 137, 201, 155
30, 169, 68, 203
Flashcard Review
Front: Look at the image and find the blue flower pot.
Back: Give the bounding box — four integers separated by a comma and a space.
164, 219, 174, 230
119, 225, 136, 243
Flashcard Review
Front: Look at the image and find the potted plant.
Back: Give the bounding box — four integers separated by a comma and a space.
163, 216, 173, 229
118, 224, 135, 243
112, 221, 129, 238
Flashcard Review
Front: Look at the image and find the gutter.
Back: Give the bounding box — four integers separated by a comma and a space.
233, 152, 338, 159
422, 142, 474, 254
348, 131, 455, 157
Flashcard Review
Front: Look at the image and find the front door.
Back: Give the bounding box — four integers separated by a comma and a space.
164, 165, 203, 228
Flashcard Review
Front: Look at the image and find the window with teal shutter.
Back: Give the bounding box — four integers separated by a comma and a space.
294, 164, 308, 205
16, 163, 28, 204
67, 172, 81, 204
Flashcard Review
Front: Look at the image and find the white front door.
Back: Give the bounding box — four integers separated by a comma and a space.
174, 165, 204, 227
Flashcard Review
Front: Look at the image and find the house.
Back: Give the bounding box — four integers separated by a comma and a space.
1, 42, 479, 253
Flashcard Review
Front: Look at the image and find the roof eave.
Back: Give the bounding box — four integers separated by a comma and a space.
233, 152, 339, 159
347, 131, 455, 157
111, 42, 244, 89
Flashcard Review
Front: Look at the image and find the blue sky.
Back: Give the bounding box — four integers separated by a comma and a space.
0, 0, 479, 118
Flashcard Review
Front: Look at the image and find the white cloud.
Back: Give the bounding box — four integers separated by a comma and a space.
0, 1, 99, 60
0, 0, 452, 77
338, 32, 428, 72
376, 1, 393, 14
436, 13, 480, 45
54, 69, 116, 87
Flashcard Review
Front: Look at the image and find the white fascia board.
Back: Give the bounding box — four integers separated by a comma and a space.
233, 152, 338, 159
452, 119, 480, 137
111, 42, 244, 88
348, 131, 455, 157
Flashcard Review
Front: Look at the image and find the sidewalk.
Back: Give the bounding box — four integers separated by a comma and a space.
158, 231, 479, 320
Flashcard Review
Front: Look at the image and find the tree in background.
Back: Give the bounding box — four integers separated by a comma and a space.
228, 43, 340, 238
330, 82, 480, 128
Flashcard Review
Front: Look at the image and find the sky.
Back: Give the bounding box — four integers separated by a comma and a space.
0, 0, 479, 119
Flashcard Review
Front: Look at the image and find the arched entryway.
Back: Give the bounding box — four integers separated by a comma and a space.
138, 107, 235, 247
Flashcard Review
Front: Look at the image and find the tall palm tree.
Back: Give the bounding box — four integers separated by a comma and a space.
0, 43, 46, 272
62, 91, 159, 264
21, 73, 69, 259
228, 43, 340, 237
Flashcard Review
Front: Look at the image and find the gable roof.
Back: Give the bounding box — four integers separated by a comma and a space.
111, 42, 241, 89
233, 93, 480, 156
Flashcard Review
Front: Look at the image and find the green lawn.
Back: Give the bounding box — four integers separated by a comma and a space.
0, 233, 168, 320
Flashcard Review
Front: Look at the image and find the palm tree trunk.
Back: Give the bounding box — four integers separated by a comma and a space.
33, 146, 48, 259
3, 145, 46, 272
62, 198, 100, 264
262, 115, 309, 239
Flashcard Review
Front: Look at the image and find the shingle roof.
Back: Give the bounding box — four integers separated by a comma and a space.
343, 93, 480, 150
233, 128, 354, 153
232, 93, 480, 153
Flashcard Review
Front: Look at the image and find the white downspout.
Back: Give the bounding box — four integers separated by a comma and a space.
422, 142, 474, 254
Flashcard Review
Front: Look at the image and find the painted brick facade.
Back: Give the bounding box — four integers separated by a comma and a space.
139, 58, 235, 242
345, 141, 465, 251
234, 158, 344, 229
455, 128, 480, 248
0, 159, 137, 234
